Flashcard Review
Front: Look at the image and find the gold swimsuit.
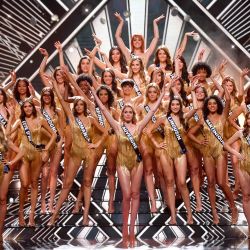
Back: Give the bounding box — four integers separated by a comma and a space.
240, 136, 250, 174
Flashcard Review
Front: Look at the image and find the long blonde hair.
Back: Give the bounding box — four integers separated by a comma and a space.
0, 125, 7, 154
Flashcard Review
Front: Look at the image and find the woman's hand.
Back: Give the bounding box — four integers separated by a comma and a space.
199, 138, 208, 146
41, 150, 49, 162
54, 41, 63, 53
153, 14, 165, 24
114, 12, 124, 23
39, 48, 49, 57
240, 68, 249, 77
10, 70, 16, 83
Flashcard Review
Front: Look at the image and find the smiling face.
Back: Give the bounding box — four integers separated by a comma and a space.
98, 89, 109, 104
111, 49, 121, 63
132, 36, 143, 50
122, 106, 134, 123
170, 99, 181, 114
207, 98, 218, 113
174, 80, 182, 93
122, 84, 133, 95
55, 70, 64, 84
195, 87, 206, 101
74, 99, 85, 115
224, 80, 234, 94
102, 71, 113, 86
42, 91, 52, 105
157, 49, 167, 63
131, 60, 141, 74
78, 80, 89, 94
197, 69, 207, 82
23, 101, 34, 117
80, 58, 90, 73
17, 80, 28, 95
147, 86, 158, 102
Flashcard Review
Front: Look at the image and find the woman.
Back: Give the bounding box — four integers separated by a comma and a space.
136, 83, 165, 213
39, 87, 64, 213
47, 77, 105, 226
186, 86, 208, 212
114, 12, 164, 67
188, 88, 238, 224
6, 100, 56, 226
148, 84, 198, 225
90, 83, 165, 247
148, 46, 173, 76
224, 112, 250, 238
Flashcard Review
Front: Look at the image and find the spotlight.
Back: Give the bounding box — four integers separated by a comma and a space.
69, 47, 74, 53
51, 14, 59, 22
183, 14, 190, 22
123, 10, 130, 18
170, 6, 179, 16
193, 34, 201, 41
100, 17, 106, 24
231, 44, 235, 49
29, 59, 34, 64
81, 4, 92, 15
7, 14, 12, 18
9, 197, 14, 203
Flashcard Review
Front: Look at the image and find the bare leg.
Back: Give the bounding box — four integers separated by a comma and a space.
72, 189, 83, 214
48, 144, 62, 212
160, 153, 176, 224
106, 137, 117, 213
0, 171, 14, 242
175, 155, 193, 224
116, 166, 131, 248
238, 169, 250, 237
129, 163, 143, 247
48, 157, 81, 225
216, 154, 238, 224
203, 157, 219, 224
41, 162, 49, 213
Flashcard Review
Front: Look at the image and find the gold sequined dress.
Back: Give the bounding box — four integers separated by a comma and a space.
199, 120, 224, 158
240, 136, 250, 174
19, 119, 43, 162
116, 129, 140, 171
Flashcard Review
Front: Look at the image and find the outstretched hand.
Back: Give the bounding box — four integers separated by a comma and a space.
241, 68, 249, 77
114, 12, 124, 23
154, 14, 165, 23
39, 48, 49, 57
54, 41, 62, 52
10, 70, 16, 83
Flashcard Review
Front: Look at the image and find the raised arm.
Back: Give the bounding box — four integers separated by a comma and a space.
47, 76, 74, 123
210, 75, 224, 98
54, 41, 65, 67
239, 68, 249, 101
218, 59, 227, 80
114, 12, 131, 63
38, 48, 52, 87
178, 31, 198, 56
221, 82, 230, 124
3, 71, 16, 92
228, 105, 244, 130
137, 86, 165, 134
144, 14, 165, 65
90, 85, 120, 134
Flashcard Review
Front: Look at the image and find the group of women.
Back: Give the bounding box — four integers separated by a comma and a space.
0, 12, 250, 247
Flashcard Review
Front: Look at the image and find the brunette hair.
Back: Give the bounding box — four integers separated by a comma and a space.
154, 46, 173, 71
13, 78, 31, 102
96, 85, 114, 109
192, 62, 212, 78
109, 46, 128, 73
101, 68, 118, 95
77, 56, 90, 75
72, 98, 88, 117
41, 87, 56, 112
242, 112, 250, 137
246, 87, 250, 105
150, 67, 164, 90
203, 95, 223, 119
20, 100, 37, 120
0, 88, 8, 107
128, 56, 146, 84
172, 56, 189, 84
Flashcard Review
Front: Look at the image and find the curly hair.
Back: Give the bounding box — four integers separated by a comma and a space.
41, 87, 57, 112
154, 46, 173, 71
167, 97, 186, 129
109, 46, 128, 73
121, 103, 137, 124
172, 56, 189, 84
72, 98, 88, 117
96, 85, 114, 109
13, 78, 31, 102
203, 95, 223, 119
20, 100, 37, 120
192, 62, 212, 78
76, 74, 93, 86
101, 68, 118, 95
242, 112, 250, 137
